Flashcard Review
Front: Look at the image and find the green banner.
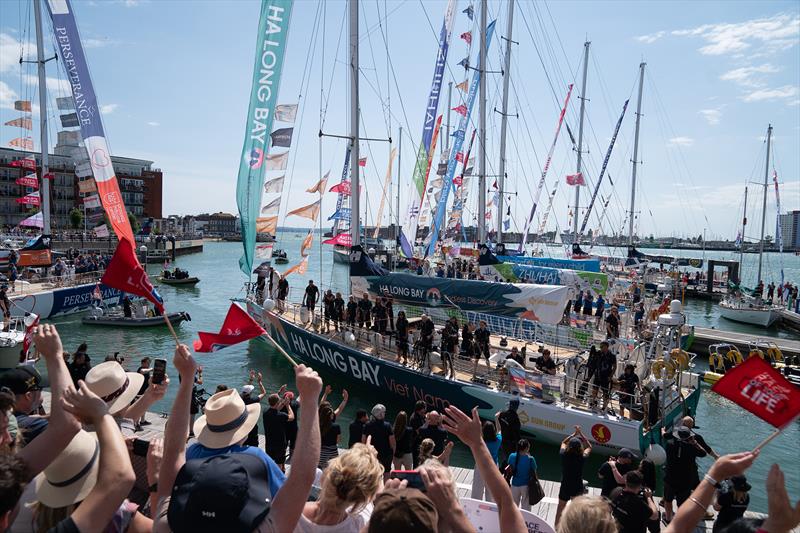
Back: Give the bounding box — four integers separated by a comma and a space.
237, 0, 294, 275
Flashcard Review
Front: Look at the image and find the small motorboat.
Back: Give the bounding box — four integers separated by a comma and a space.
158, 268, 200, 286
82, 309, 191, 327
273, 249, 289, 264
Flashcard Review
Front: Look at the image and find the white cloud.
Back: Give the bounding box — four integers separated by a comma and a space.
668, 136, 694, 147
698, 108, 722, 125
0, 33, 31, 73
0, 81, 18, 110
672, 13, 799, 56
636, 31, 665, 44
742, 85, 799, 102
719, 64, 780, 87
22, 74, 71, 96
100, 104, 119, 114
146, 121, 160, 127
83, 37, 119, 48
788, 99, 800, 107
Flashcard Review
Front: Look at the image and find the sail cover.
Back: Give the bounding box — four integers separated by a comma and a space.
236, 0, 294, 276
350, 246, 569, 324
46, 0, 134, 246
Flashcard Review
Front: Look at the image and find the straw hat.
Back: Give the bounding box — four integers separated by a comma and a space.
84, 361, 144, 415
35, 430, 99, 508
194, 389, 261, 449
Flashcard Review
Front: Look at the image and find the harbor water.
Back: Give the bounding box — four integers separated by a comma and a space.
47, 235, 798, 512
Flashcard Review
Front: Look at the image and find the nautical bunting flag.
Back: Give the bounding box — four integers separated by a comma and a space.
503, 219, 511, 231
437, 162, 448, 176
14, 101, 32, 112
78, 178, 97, 193
19, 211, 43, 228
87, 211, 105, 223
57, 130, 82, 146
286, 199, 321, 222
21, 314, 40, 357
306, 171, 330, 193
4, 117, 32, 130
9, 137, 34, 150
264, 175, 285, 193
358, 157, 367, 167
75, 161, 93, 178
260, 196, 281, 215
300, 231, 313, 257
462, 5, 474, 19
256, 216, 278, 234
458, 57, 469, 69
93, 224, 109, 238
460, 31, 472, 45
329, 181, 352, 195
712, 355, 800, 429
255, 243, 274, 260
282, 256, 308, 277
455, 151, 465, 162
452, 104, 467, 116
56, 96, 75, 111
322, 233, 352, 246
270, 127, 294, 148
16, 175, 39, 188
453, 175, 462, 186
83, 194, 102, 209
265, 151, 290, 171
101, 238, 164, 313
455, 80, 469, 92
328, 207, 351, 221
275, 103, 298, 123
60, 113, 80, 128
566, 172, 585, 186
17, 192, 40, 206
193, 303, 265, 353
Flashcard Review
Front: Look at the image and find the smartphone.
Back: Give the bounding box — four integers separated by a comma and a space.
151, 358, 167, 385
132, 438, 150, 457
389, 470, 426, 492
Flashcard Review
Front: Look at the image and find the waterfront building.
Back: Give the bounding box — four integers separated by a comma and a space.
779, 210, 800, 249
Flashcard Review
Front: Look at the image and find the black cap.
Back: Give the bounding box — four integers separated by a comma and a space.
730, 475, 751, 492
0, 366, 48, 394
168, 454, 271, 533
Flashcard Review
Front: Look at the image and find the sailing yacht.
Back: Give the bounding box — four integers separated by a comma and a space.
718, 125, 781, 328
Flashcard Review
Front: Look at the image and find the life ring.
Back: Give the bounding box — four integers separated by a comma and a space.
767, 347, 783, 363
708, 353, 724, 373
748, 349, 764, 360
669, 349, 689, 370
725, 348, 743, 365
650, 360, 675, 380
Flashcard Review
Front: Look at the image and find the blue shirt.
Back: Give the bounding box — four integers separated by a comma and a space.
486, 433, 502, 464
508, 452, 537, 487
186, 443, 286, 498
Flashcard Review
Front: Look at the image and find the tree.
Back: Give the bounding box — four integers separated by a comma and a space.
69, 207, 83, 229
128, 211, 141, 234
697, 233, 703, 243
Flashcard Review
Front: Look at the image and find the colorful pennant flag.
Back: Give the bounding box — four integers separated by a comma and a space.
322, 233, 352, 246
264, 175, 285, 193
460, 31, 472, 45
503, 219, 511, 231
255, 243, 274, 260
19, 211, 43, 228
275, 103, 298, 123
256, 216, 278, 234
566, 172, 585, 186
286, 199, 321, 222
14, 101, 32, 112
9, 137, 34, 150
282, 256, 308, 277
711, 355, 800, 429
358, 157, 367, 167
56, 96, 75, 111
83, 194, 102, 209
458, 57, 469, 69
455, 151, 465, 162
193, 303, 266, 353
93, 224, 109, 238
437, 162, 448, 176
328, 208, 351, 221
270, 127, 294, 148
265, 151, 289, 170
329, 181, 352, 195
16, 174, 39, 188
455, 80, 469, 92
17, 192, 40, 206
452, 104, 467, 116
75, 161, 93, 178
306, 171, 330, 193
260, 197, 281, 215
300, 231, 313, 257
4, 117, 32, 130
60, 113, 80, 128
78, 178, 97, 194
463, 5, 474, 20
101, 238, 164, 313
57, 130, 82, 146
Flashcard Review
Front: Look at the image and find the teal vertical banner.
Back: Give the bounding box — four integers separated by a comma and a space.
237, 0, 294, 276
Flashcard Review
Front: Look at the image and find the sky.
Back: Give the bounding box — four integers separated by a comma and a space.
0, 0, 798, 241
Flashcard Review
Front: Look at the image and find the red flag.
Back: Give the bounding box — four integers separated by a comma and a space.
452, 104, 467, 117
193, 303, 266, 352
10, 157, 36, 170
460, 31, 472, 45
453, 175, 463, 187
358, 157, 367, 167
329, 181, 352, 195
711, 356, 800, 429
566, 172, 585, 186
322, 233, 352, 246
17, 193, 40, 206
22, 314, 40, 357
455, 152, 465, 163
101, 238, 164, 313
16, 174, 39, 188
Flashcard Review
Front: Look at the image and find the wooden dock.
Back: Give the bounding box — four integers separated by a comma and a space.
690, 326, 800, 358
778, 309, 800, 332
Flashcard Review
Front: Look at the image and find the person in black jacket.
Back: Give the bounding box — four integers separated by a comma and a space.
395, 311, 409, 364
346, 295, 357, 331
440, 317, 459, 379
333, 292, 345, 332
497, 398, 521, 468
419, 314, 435, 368
348, 409, 369, 448
472, 320, 491, 377
662, 426, 708, 521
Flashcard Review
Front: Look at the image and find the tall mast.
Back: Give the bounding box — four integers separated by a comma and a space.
445, 82, 452, 153
395, 125, 402, 262
628, 62, 645, 245
477, 0, 487, 243
33, 0, 51, 235
739, 186, 747, 278
573, 41, 590, 240
757, 124, 772, 284
349, 0, 360, 246
496, 0, 514, 244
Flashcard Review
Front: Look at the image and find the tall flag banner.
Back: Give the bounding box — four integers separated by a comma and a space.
60, 113, 80, 128
9, 137, 34, 150
234, 0, 293, 276
323, 233, 352, 246
711, 356, 800, 429
270, 127, 294, 148
46, 0, 136, 248
565, 172, 585, 186
260, 196, 281, 215
101, 238, 164, 313
255, 243, 274, 260
274, 103, 298, 123
56, 96, 75, 110
10, 156, 36, 170
427, 20, 497, 257
21, 314, 40, 357
4, 117, 32, 130
14, 101, 32, 112
579, 99, 629, 236
16, 174, 39, 188
286, 199, 320, 222
329, 181, 352, 195
256, 216, 278, 234
399, 0, 457, 258
282, 256, 308, 277
264, 175, 285, 193
358, 157, 367, 167
77, 178, 97, 193
193, 304, 266, 353
306, 171, 330, 193
373, 147, 398, 238
330, 145, 352, 235
773, 170, 784, 284
300, 231, 313, 256
518, 83, 573, 252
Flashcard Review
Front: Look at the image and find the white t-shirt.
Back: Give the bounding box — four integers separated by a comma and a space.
292, 505, 372, 533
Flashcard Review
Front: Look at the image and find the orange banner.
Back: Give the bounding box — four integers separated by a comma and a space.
17, 249, 52, 267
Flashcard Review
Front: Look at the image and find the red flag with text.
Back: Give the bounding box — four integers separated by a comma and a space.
22, 314, 40, 356
193, 303, 266, 352
566, 172, 585, 186
101, 238, 164, 313
711, 356, 800, 429
322, 233, 352, 246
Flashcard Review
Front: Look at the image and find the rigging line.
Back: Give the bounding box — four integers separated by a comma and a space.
359, 0, 408, 44
320, 4, 348, 130
361, 4, 390, 137
376, 0, 392, 141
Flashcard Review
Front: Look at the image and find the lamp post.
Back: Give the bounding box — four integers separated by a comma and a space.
140, 244, 148, 271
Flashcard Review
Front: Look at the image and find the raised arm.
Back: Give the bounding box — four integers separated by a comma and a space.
608, 460, 626, 485
20, 324, 80, 477
256, 372, 267, 400
269, 364, 323, 533
334, 389, 349, 418
61, 383, 136, 533
123, 374, 169, 422
284, 399, 295, 422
